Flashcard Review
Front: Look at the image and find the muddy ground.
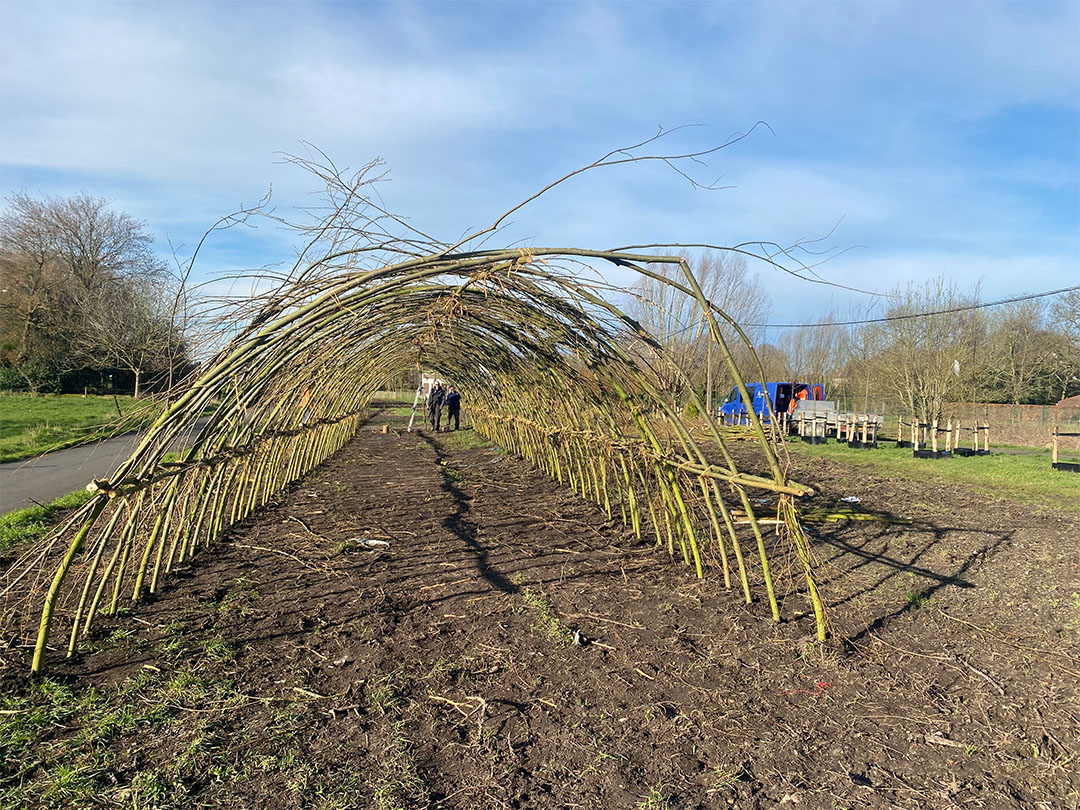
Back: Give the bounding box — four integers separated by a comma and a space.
2, 405, 1078, 809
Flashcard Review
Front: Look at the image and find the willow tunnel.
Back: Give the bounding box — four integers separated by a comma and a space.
2, 247, 825, 673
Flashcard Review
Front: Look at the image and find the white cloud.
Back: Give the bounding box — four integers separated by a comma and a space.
0, 0, 1076, 326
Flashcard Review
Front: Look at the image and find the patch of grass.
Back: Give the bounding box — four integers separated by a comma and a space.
518, 586, 574, 645
435, 428, 492, 451
368, 667, 412, 715
0, 664, 244, 808
203, 636, 236, 663
0, 489, 93, 550
905, 591, 934, 609
372, 720, 426, 810
787, 438, 1080, 512
639, 781, 672, 810
108, 626, 137, 642
0, 393, 163, 463
368, 391, 412, 403
315, 769, 368, 810
217, 575, 259, 616
708, 767, 745, 793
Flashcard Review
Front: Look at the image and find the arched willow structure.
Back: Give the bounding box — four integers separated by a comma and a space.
2, 143, 829, 673
3, 247, 825, 674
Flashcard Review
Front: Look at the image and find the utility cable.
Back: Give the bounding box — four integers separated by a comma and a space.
747, 284, 1080, 330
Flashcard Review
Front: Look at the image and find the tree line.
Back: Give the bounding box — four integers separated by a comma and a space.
0, 192, 192, 396
627, 254, 1080, 421
4, 191, 1076, 419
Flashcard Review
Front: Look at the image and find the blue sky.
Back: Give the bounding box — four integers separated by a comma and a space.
1, 0, 1077, 326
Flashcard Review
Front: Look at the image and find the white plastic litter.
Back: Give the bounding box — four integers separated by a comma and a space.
840, 496, 861, 503
344, 537, 390, 549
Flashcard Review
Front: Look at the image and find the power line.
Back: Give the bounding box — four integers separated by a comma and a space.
748, 284, 1080, 331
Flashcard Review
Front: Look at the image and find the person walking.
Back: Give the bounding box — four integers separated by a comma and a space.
445, 386, 461, 431
427, 381, 445, 432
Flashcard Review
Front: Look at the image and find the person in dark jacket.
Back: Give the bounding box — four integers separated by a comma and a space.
427, 381, 445, 431
445, 386, 461, 431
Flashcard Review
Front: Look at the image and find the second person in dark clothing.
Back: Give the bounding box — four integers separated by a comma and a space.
445, 386, 461, 431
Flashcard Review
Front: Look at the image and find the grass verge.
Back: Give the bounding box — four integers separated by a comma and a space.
0, 394, 162, 463
0, 490, 93, 551
786, 437, 1080, 512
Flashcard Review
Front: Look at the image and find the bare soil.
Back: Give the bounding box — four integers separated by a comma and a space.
2, 405, 1078, 809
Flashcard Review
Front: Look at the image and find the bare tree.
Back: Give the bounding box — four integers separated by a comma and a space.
775, 311, 849, 396
1053, 289, 1080, 342
863, 277, 978, 421
0, 192, 185, 394
626, 250, 770, 410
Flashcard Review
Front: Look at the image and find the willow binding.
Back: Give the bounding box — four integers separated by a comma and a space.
1, 141, 828, 673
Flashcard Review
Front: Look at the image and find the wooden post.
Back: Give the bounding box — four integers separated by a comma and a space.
931, 419, 938, 453
945, 419, 952, 452
983, 422, 989, 452
861, 415, 869, 444
973, 421, 979, 452
1052, 427, 1059, 464
897, 415, 903, 443
910, 417, 917, 450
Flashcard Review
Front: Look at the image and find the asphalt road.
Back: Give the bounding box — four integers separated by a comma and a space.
0, 419, 208, 515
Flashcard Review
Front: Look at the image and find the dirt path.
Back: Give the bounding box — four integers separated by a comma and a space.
2, 412, 1077, 809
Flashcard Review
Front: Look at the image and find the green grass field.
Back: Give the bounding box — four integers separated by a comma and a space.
0, 394, 161, 463
786, 437, 1080, 512
0, 490, 94, 550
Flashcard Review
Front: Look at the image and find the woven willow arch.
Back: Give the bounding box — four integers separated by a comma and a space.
5, 137, 839, 672
4, 246, 826, 674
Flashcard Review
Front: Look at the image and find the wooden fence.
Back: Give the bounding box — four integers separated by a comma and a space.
943, 402, 1080, 450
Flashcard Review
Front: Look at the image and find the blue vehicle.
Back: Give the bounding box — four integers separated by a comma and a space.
718, 382, 825, 424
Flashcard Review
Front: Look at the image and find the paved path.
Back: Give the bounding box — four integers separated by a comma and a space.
0, 420, 208, 515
